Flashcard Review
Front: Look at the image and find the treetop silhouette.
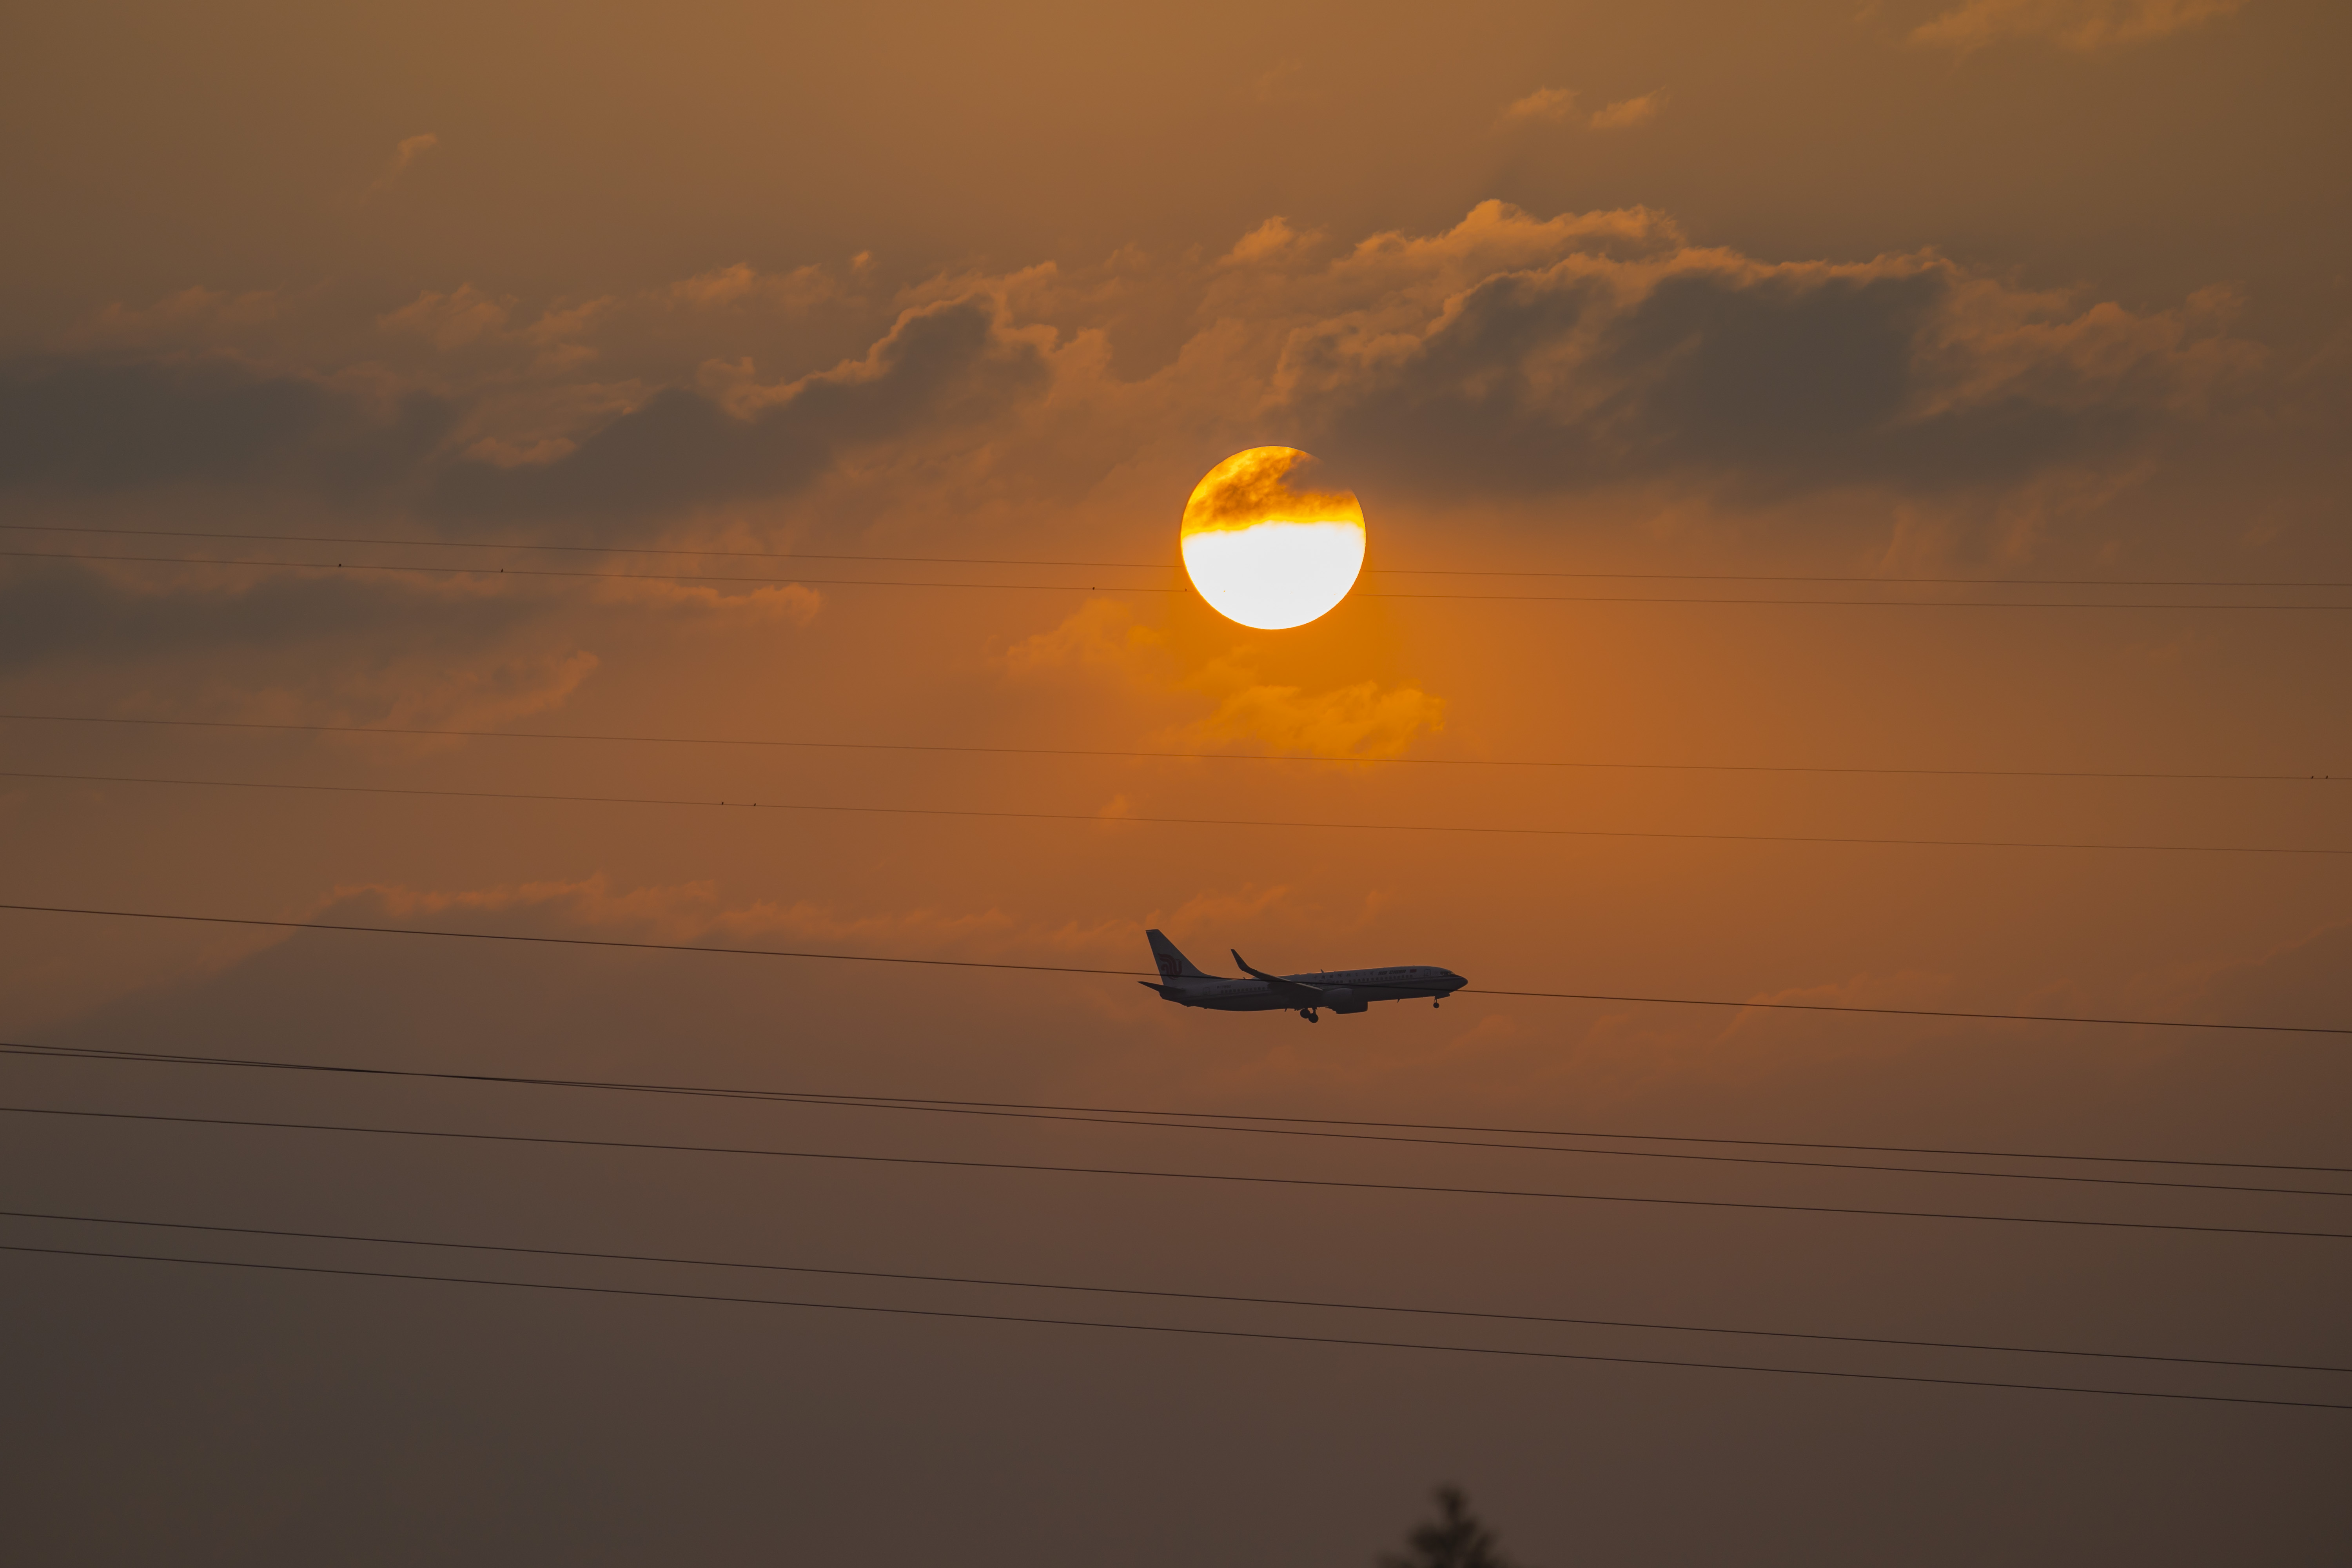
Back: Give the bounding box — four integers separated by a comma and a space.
1380, 1485, 1520, 1568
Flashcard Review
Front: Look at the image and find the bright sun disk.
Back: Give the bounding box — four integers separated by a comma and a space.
1180, 447, 1366, 630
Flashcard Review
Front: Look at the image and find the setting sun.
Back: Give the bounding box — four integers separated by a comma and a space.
1180, 447, 1366, 630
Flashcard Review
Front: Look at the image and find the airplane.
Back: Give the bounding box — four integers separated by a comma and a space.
1140, 929, 1466, 1022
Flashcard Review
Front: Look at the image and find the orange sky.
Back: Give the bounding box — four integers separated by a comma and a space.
3, 2, 2348, 1563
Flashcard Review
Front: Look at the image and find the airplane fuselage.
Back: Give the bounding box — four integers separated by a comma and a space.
1145, 965, 1465, 1014
1139, 927, 1466, 1020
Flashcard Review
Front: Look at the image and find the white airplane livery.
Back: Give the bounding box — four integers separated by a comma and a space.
1140, 929, 1466, 1022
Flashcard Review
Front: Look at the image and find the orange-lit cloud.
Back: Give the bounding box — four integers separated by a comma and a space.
371, 131, 439, 190
0, 562, 605, 729
1000, 597, 1167, 679
669, 262, 840, 312
1265, 201, 2256, 499
1588, 92, 1664, 129
2161, 920, 2352, 1029
1499, 87, 1577, 125
584, 577, 823, 625
316, 871, 1161, 965
1221, 216, 1317, 267
0, 200, 2270, 562
461, 434, 579, 467
77, 286, 283, 347
301, 873, 1350, 995
1178, 446, 1360, 534
1004, 600, 1444, 759
1909, 0, 2248, 54
1185, 675, 1444, 759
379, 284, 514, 350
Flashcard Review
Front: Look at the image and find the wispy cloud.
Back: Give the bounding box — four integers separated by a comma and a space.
3, 200, 2263, 550
371, 131, 440, 191
1909, 0, 2248, 54
1498, 87, 1577, 126
1003, 600, 1446, 760
1589, 91, 1663, 130
379, 283, 512, 350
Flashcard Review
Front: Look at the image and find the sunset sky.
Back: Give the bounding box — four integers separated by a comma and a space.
3, 2, 2348, 1562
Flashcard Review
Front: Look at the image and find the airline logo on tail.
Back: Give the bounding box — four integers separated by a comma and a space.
1145, 929, 1210, 982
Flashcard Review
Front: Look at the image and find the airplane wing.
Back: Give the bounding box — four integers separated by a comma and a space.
1232, 949, 1325, 1002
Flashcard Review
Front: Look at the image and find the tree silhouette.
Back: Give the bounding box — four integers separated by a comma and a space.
1380, 1485, 1519, 1568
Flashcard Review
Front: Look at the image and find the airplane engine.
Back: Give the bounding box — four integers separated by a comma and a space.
1325, 990, 1370, 1015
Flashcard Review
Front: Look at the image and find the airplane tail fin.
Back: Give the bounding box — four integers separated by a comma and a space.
1145, 929, 1213, 982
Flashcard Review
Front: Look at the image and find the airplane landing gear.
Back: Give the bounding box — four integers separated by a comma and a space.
1433, 1000, 1441, 1009
1300, 1008, 1319, 1022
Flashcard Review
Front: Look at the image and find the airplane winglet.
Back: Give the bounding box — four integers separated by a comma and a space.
1234, 949, 1323, 997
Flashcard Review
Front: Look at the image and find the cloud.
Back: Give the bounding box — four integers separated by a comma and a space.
1001, 597, 1166, 677
668, 262, 839, 312
462, 434, 578, 467
438, 292, 1057, 524
0, 552, 832, 764
75, 287, 282, 348
521, 296, 615, 347
0, 278, 1056, 534
0, 356, 455, 495
1184, 676, 1445, 759
0, 559, 604, 731
585, 577, 823, 625
1588, 91, 1663, 130
1004, 600, 1445, 759
371, 132, 439, 191
319, 872, 1056, 959
1499, 87, 1577, 125
380, 284, 514, 350
2167, 921, 2352, 1031
2, 201, 2266, 544
1264, 201, 2258, 499
298, 875, 1332, 996
1221, 217, 1316, 267
0, 563, 506, 672
1909, 0, 2248, 54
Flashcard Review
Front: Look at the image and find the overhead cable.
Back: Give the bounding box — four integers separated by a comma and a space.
6, 1243, 2343, 1411
0, 711, 2340, 784
5, 768, 2345, 858
7, 548, 2348, 611
4, 901, 2345, 1038
9, 1103, 2349, 1240
5, 521, 2345, 590
10, 1207, 2341, 1374
8, 1040, 2347, 1196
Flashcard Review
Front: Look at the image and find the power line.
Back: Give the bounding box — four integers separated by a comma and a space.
1, 711, 2340, 784
9, 768, 2345, 859
0, 522, 1168, 572
7, 900, 2345, 1037
11, 1207, 2340, 1374
0, 548, 1159, 597
16, 1038, 2347, 1174
9, 1040, 2346, 1197
6, 522, 2345, 590
9, 548, 2350, 611
10, 1103, 2348, 1241
6, 1242, 2341, 1411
